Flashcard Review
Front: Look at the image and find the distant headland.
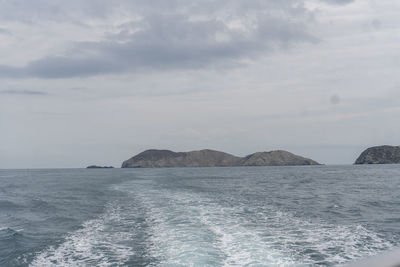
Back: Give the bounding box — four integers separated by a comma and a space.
355, 145, 400, 164
121, 149, 320, 168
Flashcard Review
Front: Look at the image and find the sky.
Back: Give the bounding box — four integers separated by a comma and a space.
1, 0, 399, 168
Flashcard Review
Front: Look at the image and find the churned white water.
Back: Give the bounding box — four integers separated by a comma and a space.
31, 202, 134, 267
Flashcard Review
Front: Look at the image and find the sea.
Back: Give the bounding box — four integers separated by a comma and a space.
0, 165, 399, 266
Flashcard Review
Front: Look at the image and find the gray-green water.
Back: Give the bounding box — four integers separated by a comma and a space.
1, 165, 399, 266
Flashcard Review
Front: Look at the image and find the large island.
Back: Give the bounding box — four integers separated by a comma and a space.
121, 149, 320, 168
355, 145, 400, 164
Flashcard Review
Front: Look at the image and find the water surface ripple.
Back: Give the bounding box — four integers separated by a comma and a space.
0, 165, 399, 266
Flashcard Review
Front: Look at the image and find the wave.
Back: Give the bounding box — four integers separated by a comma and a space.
116, 182, 298, 266
0, 200, 23, 209
0, 227, 24, 235
116, 179, 394, 266
30, 202, 134, 267
30, 176, 395, 267
28, 198, 58, 213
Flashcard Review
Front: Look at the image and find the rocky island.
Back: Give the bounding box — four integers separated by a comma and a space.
355, 145, 400, 164
121, 149, 319, 168
239, 150, 320, 166
86, 165, 114, 169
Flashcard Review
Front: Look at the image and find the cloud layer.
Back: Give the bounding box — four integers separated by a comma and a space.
0, 0, 317, 79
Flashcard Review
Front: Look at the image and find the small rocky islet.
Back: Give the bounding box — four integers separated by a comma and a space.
86, 165, 114, 169
121, 149, 320, 168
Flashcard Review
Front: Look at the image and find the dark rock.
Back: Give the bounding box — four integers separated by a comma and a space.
355, 145, 400, 164
86, 165, 114, 169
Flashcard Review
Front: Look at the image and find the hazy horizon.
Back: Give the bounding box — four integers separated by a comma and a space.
1, 0, 399, 168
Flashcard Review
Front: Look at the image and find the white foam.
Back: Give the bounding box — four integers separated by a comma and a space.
119, 181, 297, 266
201, 211, 297, 266
118, 178, 393, 266
257, 211, 393, 265
36, 177, 392, 267
30, 202, 134, 267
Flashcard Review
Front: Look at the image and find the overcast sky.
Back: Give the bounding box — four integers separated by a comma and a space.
1, 0, 399, 168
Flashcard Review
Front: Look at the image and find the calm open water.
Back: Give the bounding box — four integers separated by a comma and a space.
0, 165, 399, 266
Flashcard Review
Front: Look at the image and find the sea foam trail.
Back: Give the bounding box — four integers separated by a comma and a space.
116, 180, 298, 266
30, 202, 134, 267
117, 178, 393, 266
32, 174, 394, 267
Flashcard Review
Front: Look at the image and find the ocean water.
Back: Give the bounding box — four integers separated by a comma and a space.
0, 165, 399, 266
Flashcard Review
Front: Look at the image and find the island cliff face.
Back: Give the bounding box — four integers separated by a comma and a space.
121, 149, 241, 168
355, 145, 400, 164
121, 149, 319, 168
239, 150, 319, 166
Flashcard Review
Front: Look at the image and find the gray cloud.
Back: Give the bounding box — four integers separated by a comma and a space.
0, 0, 316, 79
0, 27, 11, 35
319, 0, 354, 5
0, 1, 309, 23
0, 89, 47, 95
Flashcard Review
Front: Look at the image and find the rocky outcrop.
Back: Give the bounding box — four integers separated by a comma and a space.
86, 165, 114, 169
240, 150, 319, 166
121, 149, 240, 168
355, 145, 400, 164
121, 149, 320, 168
